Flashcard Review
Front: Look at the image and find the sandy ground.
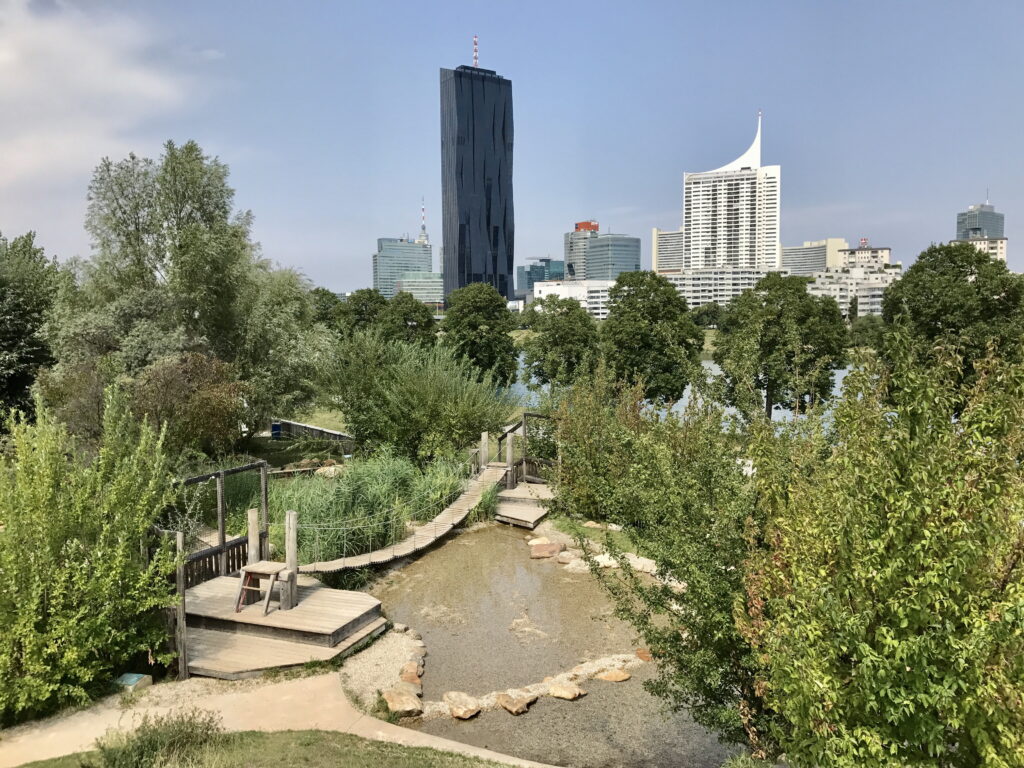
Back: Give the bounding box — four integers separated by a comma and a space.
0, 639, 548, 768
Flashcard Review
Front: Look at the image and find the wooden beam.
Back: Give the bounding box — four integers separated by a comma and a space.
283, 510, 298, 610
259, 463, 269, 557
175, 531, 189, 680
480, 431, 489, 466
216, 473, 226, 576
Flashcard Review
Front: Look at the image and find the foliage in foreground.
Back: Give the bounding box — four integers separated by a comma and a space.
320, 330, 517, 461
34, 728, 507, 768
749, 341, 1024, 766
554, 341, 1024, 766
0, 395, 177, 724
84, 708, 222, 768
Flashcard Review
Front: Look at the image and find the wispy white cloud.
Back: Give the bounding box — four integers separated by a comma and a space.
0, 0, 190, 255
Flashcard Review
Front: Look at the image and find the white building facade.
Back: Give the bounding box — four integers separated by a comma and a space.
663, 269, 776, 309
807, 265, 902, 317
394, 271, 443, 307
652, 227, 687, 272
781, 238, 849, 276
532, 279, 615, 320
952, 236, 1008, 262
682, 115, 780, 271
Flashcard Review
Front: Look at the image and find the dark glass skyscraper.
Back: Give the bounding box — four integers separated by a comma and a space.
440, 65, 514, 299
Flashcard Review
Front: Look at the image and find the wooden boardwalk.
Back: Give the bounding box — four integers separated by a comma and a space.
495, 482, 553, 529
298, 463, 507, 574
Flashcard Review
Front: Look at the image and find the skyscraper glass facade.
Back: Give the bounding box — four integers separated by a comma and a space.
372, 238, 432, 299
440, 65, 514, 299
583, 234, 641, 280
516, 257, 565, 296
956, 203, 1004, 240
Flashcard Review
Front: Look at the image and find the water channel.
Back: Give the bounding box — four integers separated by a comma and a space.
370, 524, 737, 768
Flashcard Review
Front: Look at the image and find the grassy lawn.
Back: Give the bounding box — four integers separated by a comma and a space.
25, 730, 507, 768
701, 328, 717, 361
549, 515, 643, 557
294, 408, 348, 433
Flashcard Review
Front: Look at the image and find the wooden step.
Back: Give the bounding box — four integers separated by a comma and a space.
495, 502, 549, 530
187, 617, 388, 680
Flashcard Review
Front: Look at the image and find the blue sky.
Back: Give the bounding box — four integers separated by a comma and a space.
3, 0, 1023, 290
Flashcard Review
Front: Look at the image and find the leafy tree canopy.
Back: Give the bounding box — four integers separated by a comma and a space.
378, 291, 436, 345
600, 270, 702, 402
881, 241, 1024, 383
520, 295, 598, 387
337, 288, 388, 336
714, 273, 847, 419
442, 282, 517, 385
692, 301, 723, 329
0, 231, 59, 418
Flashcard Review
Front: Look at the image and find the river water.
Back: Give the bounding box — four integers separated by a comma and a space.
370, 524, 737, 768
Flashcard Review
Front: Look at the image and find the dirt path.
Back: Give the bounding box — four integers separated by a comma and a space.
0, 672, 549, 768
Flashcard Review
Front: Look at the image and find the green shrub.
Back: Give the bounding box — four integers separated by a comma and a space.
0, 393, 177, 724
84, 708, 222, 768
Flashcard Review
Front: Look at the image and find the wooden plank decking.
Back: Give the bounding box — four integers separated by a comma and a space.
298, 464, 507, 573
186, 617, 388, 680
185, 576, 381, 647
495, 482, 552, 530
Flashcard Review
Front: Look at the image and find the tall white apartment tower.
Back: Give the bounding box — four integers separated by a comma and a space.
682, 114, 781, 270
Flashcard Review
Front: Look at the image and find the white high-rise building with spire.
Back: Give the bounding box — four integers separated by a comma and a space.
658, 114, 783, 307
682, 114, 780, 270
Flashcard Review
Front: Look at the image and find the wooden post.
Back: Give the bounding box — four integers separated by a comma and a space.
522, 413, 529, 477
175, 531, 189, 680
247, 508, 260, 565
505, 426, 515, 488
283, 510, 298, 610
216, 473, 227, 576
259, 463, 269, 559
480, 431, 489, 468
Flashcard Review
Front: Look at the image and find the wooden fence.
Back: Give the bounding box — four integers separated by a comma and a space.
183, 532, 269, 588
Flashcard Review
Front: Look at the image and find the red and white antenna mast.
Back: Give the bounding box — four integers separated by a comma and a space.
473, 34, 478, 67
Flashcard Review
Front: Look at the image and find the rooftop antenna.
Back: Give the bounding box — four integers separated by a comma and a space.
473, 34, 478, 67
986, 187, 990, 205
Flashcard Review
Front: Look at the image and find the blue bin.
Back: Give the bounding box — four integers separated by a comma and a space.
271, 421, 282, 440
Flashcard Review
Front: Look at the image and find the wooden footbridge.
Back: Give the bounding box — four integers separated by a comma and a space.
298, 463, 507, 573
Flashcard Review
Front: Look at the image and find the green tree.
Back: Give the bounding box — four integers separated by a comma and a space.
442, 282, 516, 384
748, 340, 1024, 766
337, 288, 388, 336
882, 241, 1024, 383
310, 286, 344, 329
848, 313, 885, 351
692, 301, 723, 329
600, 271, 702, 402
0, 393, 177, 723
552, 366, 773, 750
520, 295, 598, 387
43, 141, 322, 447
0, 232, 58, 417
715, 273, 847, 420
378, 291, 436, 345
320, 330, 516, 461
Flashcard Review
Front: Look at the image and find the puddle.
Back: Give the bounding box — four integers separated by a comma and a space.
370, 524, 737, 768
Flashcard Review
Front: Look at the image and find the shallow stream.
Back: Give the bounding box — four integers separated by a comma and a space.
370, 523, 736, 768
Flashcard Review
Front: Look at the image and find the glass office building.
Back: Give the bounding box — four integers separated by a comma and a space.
582, 234, 641, 281
372, 238, 432, 299
956, 203, 1004, 240
516, 257, 565, 297
440, 64, 514, 299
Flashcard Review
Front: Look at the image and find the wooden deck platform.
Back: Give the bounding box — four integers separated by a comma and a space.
495, 482, 552, 530
186, 618, 388, 680
185, 576, 381, 647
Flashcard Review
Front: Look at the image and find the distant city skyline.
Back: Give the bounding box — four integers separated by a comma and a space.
2, 0, 1023, 290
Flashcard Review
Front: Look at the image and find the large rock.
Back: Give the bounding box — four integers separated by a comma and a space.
409, 646, 428, 659
314, 465, 342, 478
606, 522, 623, 532
394, 680, 421, 697
527, 536, 550, 546
596, 668, 631, 682
556, 551, 577, 564
496, 691, 538, 715
383, 688, 422, 717
626, 553, 657, 574
594, 553, 619, 569
530, 542, 565, 559
563, 559, 590, 574
400, 661, 424, 679
548, 682, 586, 700
636, 648, 653, 662
442, 691, 481, 719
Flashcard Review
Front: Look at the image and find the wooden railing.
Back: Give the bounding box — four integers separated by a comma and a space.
273, 419, 354, 445
183, 532, 268, 589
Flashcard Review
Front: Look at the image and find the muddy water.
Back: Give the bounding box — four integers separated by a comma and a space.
370, 524, 737, 768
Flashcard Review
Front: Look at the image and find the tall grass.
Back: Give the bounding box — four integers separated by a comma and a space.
265, 451, 469, 564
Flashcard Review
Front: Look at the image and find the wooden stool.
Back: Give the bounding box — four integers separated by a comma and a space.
234, 560, 290, 616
